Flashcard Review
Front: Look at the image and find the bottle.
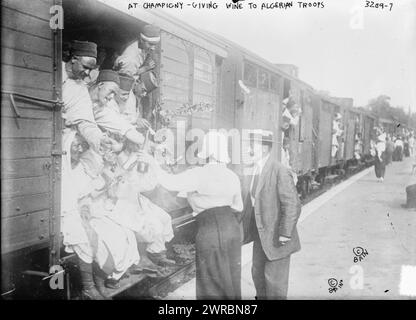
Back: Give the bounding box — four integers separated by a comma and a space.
137, 129, 150, 173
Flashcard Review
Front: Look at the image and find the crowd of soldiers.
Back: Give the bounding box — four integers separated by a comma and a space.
61, 23, 302, 301
61, 25, 178, 300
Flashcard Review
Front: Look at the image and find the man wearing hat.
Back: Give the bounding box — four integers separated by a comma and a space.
114, 24, 160, 78
241, 130, 301, 299
89, 70, 145, 147
62, 40, 115, 153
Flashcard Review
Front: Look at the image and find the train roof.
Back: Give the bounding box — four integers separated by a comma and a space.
199, 30, 315, 92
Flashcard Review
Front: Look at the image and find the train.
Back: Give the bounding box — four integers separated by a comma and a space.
0, 0, 406, 299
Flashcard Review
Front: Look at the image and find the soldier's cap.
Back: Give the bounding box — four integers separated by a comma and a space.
140, 25, 161, 44
96, 70, 120, 86
71, 40, 97, 59
118, 74, 135, 91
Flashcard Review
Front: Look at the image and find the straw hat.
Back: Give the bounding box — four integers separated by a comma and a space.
197, 131, 230, 163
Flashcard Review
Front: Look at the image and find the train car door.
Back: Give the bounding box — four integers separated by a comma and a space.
1, 0, 62, 274
345, 112, 357, 160
311, 95, 320, 170
299, 91, 314, 174
318, 100, 333, 168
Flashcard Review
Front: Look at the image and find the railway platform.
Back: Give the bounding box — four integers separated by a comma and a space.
166, 158, 416, 299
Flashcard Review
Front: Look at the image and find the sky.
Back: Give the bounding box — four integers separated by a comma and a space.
154, 0, 416, 111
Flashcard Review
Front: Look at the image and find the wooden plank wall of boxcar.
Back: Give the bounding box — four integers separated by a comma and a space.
318, 100, 333, 168
299, 90, 314, 174
1, 0, 57, 254
363, 115, 374, 155
311, 95, 321, 170
344, 110, 357, 160
216, 49, 239, 130
287, 83, 301, 172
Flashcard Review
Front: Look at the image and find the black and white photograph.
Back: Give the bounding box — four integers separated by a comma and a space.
1, 0, 416, 304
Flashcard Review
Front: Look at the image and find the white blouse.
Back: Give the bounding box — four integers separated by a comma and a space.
157, 163, 243, 216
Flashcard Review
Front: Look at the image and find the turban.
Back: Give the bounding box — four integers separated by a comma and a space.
140, 25, 161, 43
119, 74, 135, 91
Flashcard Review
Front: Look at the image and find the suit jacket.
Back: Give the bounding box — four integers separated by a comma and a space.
241, 157, 301, 261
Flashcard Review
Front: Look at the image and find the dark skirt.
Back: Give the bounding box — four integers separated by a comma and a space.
195, 206, 242, 300
374, 152, 386, 178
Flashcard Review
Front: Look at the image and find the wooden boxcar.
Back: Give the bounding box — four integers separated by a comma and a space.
1, 0, 62, 295
315, 98, 336, 168
1, 0, 382, 298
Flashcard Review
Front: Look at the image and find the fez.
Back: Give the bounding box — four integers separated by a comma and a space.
140, 25, 161, 43
119, 74, 135, 91
71, 40, 97, 58
97, 70, 120, 86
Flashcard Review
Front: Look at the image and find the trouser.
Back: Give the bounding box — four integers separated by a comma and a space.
398, 146, 403, 161
195, 206, 242, 300
251, 230, 291, 300
374, 155, 386, 178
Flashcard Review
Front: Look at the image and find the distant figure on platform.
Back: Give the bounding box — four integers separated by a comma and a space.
372, 131, 386, 182
241, 130, 301, 300
331, 113, 343, 158
385, 135, 395, 165
409, 134, 415, 157
404, 138, 410, 158
394, 136, 404, 161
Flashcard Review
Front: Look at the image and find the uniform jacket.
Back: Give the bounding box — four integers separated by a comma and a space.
241, 157, 301, 260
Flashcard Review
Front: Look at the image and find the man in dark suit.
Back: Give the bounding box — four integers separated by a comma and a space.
241, 130, 301, 299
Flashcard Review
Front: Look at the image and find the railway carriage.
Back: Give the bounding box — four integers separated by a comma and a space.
1, 0, 62, 297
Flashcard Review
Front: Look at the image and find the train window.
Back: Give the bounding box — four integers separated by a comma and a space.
193, 47, 215, 106
258, 69, 269, 91
160, 32, 191, 111
270, 74, 281, 92
243, 62, 257, 88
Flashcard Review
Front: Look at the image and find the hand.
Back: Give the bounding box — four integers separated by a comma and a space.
278, 236, 291, 244
105, 137, 123, 153
137, 150, 156, 167
145, 58, 156, 70
136, 117, 151, 129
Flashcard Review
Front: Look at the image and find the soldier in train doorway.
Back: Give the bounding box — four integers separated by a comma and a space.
62, 40, 114, 153
241, 130, 301, 300
113, 24, 160, 78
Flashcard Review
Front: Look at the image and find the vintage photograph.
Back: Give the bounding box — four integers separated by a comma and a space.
1, 0, 415, 301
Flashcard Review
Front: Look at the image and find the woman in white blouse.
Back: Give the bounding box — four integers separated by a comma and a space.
138, 131, 243, 299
